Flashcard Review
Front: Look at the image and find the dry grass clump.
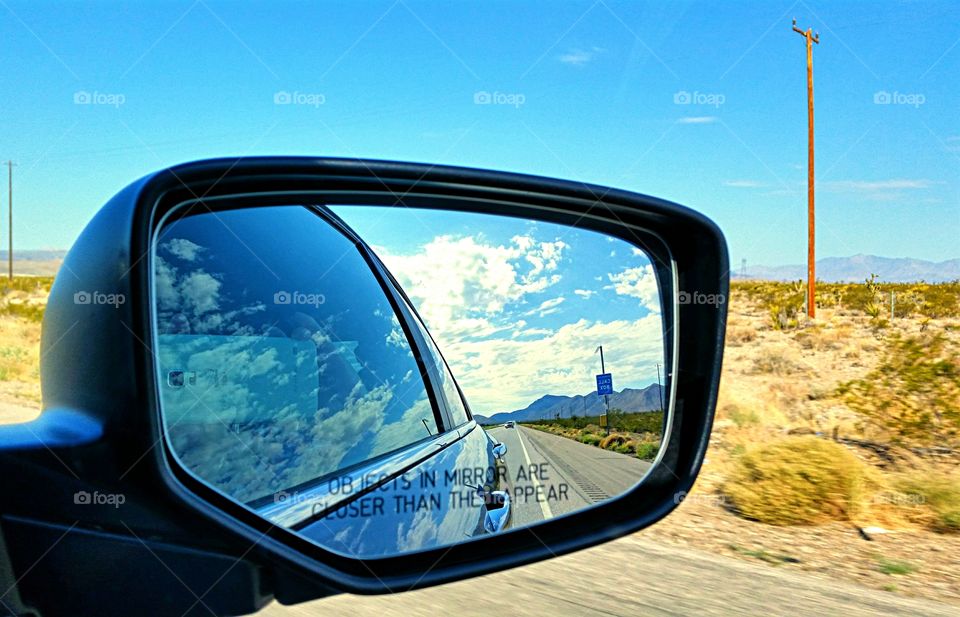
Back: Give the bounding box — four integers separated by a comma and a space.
0, 318, 40, 385
749, 348, 806, 375
599, 433, 628, 449
723, 436, 882, 526
794, 325, 848, 351
893, 470, 960, 533
838, 333, 960, 447
726, 326, 757, 346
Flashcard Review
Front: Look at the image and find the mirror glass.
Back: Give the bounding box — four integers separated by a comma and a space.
152, 202, 668, 558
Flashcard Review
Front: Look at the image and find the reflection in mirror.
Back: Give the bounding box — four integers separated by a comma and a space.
152, 203, 668, 560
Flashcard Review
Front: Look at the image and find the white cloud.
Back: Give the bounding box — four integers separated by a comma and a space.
824, 179, 940, 192
444, 316, 664, 413
574, 289, 596, 299
526, 296, 565, 317
378, 234, 567, 341
165, 238, 203, 261
559, 46, 603, 66
723, 180, 766, 188
180, 272, 221, 316
608, 264, 660, 309
677, 116, 718, 124
372, 231, 663, 416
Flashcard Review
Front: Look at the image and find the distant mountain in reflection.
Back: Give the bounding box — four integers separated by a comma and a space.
474, 384, 663, 425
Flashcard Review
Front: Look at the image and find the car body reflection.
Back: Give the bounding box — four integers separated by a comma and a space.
256, 422, 511, 557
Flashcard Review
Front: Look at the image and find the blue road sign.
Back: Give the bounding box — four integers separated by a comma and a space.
596, 373, 613, 396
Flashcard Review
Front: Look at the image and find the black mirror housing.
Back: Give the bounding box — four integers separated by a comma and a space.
1, 158, 727, 616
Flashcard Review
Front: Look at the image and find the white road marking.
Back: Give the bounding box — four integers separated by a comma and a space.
515, 427, 554, 520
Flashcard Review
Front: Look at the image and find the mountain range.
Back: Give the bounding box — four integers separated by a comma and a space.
0, 250, 67, 276
474, 383, 663, 425
734, 254, 960, 283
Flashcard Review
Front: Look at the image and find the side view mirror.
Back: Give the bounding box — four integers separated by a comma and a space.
0, 157, 727, 616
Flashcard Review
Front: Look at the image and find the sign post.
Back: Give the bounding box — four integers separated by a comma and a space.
596, 372, 613, 433
595, 345, 613, 434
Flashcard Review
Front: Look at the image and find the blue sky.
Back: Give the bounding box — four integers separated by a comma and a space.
1, 0, 958, 267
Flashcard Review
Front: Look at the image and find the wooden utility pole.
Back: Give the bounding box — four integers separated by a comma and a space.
792, 19, 819, 318
5, 161, 15, 280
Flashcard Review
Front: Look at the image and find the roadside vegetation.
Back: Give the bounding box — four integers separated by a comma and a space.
0, 277, 53, 415
715, 279, 960, 536
647, 278, 960, 603
1, 274, 959, 601
522, 410, 663, 461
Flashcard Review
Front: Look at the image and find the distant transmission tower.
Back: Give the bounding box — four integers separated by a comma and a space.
741, 258, 747, 278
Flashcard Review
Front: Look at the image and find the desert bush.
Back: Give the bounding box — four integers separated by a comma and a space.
0, 276, 54, 296
749, 349, 804, 375
599, 433, 628, 449
837, 333, 960, 447
0, 302, 45, 323
579, 433, 602, 446
634, 441, 659, 461
526, 411, 663, 435
894, 471, 960, 533
722, 436, 882, 526
723, 404, 761, 427
732, 279, 960, 319
726, 326, 756, 346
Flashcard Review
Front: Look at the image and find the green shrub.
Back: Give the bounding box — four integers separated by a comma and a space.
635, 441, 659, 461
723, 436, 881, 526
877, 558, 918, 576
895, 472, 960, 533
579, 433, 601, 446
0, 302, 44, 322
837, 333, 960, 447
526, 410, 663, 435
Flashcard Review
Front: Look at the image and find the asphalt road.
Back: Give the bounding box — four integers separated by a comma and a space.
258, 427, 959, 616
485, 425, 652, 526
261, 533, 960, 617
